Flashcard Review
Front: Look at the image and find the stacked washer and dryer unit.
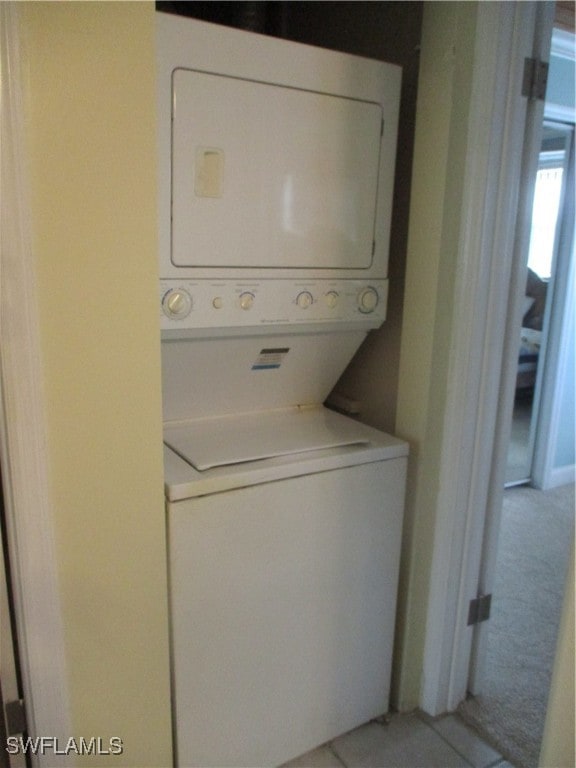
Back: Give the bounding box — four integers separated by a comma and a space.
157, 12, 409, 768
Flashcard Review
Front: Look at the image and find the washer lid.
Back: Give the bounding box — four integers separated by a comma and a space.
164, 406, 373, 471
164, 406, 409, 500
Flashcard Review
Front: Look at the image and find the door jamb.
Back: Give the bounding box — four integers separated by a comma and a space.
0, 5, 71, 761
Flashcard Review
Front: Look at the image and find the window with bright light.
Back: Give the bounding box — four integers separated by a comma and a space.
527, 153, 564, 280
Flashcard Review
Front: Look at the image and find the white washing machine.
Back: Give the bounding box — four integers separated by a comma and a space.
164, 406, 407, 768
156, 13, 408, 767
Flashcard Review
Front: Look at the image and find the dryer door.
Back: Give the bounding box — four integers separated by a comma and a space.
171, 69, 383, 271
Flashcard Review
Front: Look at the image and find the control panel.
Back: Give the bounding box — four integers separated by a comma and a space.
160, 279, 388, 332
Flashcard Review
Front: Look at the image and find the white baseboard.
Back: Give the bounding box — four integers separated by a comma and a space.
548, 464, 576, 489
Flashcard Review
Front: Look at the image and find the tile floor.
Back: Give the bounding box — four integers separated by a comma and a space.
281, 711, 513, 768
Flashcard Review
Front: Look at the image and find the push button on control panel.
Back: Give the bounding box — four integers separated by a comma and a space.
325, 291, 339, 309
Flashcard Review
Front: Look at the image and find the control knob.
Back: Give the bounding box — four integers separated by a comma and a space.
162, 288, 192, 320
239, 292, 255, 310
296, 291, 314, 309
358, 286, 379, 314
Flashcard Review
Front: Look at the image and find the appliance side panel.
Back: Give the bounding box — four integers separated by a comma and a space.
167, 457, 407, 767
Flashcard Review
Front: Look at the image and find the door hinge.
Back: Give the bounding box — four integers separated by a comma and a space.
467, 594, 492, 626
5, 699, 26, 736
522, 57, 549, 101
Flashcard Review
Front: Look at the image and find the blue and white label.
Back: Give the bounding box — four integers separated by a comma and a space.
252, 348, 290, 370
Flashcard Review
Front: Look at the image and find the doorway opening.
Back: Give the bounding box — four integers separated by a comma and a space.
506, 122, 573, 486
461, 123, 574, 759
461, 25, 575, 767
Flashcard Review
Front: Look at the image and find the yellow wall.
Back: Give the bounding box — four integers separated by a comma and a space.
18, 3, 172, 764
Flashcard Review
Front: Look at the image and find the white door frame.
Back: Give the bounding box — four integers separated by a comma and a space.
420, 0, 554, 714
0, 5, 71, 762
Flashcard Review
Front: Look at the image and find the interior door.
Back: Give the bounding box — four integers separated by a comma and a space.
467, 21, 567, 695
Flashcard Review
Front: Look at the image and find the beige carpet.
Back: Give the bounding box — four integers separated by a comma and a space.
458, 482, 575, 768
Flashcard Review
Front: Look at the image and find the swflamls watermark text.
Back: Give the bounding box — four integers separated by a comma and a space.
6, 736, 124, 756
